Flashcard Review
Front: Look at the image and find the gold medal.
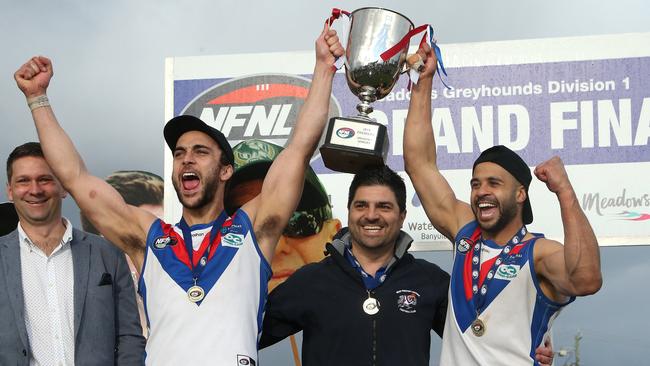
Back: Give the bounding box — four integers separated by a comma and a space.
363, 297, 380, 315
471, 318, 485, 336
187, 285, 205, 303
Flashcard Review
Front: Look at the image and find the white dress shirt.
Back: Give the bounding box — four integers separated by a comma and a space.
19, 218, 75, 366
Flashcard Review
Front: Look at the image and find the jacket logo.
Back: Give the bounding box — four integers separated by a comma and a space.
396, 290, 420, 314
153, 236, 177, 249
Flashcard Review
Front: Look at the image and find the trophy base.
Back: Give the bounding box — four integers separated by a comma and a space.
319, 117, 389, 174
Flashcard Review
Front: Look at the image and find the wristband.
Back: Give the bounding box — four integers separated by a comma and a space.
27, 95, 50, 111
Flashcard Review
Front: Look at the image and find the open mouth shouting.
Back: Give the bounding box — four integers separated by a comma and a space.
181, 171, 200, 193
476, 198, 499, 221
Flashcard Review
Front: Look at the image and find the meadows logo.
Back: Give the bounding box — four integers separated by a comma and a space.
222, 233, 244, 247
582, 189, 650, 220
494, 264, 519, 280
336, 127, 355, 139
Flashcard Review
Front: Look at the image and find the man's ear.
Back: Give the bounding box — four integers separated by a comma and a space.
6, 182, 14, 202
220, 164, 234, 182
323, 218, 342, 236
516, 185, 527, 204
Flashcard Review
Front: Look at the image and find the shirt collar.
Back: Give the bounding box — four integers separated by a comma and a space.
18, 217, 74, 252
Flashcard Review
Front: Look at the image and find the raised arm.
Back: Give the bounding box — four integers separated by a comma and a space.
242, 26, 343, 262
403, 45, 473, 241
14, 56, 155, 271
533, 157, 602, 298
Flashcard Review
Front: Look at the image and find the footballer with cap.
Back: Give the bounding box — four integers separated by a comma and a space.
403, 43, 601, 365
14, 24, 345, 366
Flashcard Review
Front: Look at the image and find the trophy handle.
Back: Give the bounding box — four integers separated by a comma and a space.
380, 24, 448, 87
325, 8, 352, 70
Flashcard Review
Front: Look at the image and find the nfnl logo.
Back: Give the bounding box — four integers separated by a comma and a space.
181, 74, 341, 143
336, 127, 355, 139
153, 236, 177, 249
456, 238, 472, 254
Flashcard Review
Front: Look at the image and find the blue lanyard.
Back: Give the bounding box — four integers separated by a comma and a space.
178, 215, 222, 282
344, 246, 389, 290
471, 226, 527, 311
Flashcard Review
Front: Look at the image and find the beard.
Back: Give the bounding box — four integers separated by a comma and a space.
172, 168, 220, 210
473, 194, 519, 235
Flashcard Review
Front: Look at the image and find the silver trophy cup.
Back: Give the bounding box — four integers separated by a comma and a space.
320, 7, 414, 173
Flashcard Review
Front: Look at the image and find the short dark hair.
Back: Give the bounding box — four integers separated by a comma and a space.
347, 165, 406, 213
6, 142, 44, 181
81, 170, 164, 234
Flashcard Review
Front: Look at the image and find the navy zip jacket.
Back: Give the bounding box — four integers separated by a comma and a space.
260, 228, 449, 366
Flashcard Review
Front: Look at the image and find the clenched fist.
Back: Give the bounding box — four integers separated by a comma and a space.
15, 56, 53, 98
316, 24, 345, 70
534, 156, 572, 194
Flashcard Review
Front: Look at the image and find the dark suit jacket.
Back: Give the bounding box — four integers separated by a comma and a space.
0, 227, 145, 365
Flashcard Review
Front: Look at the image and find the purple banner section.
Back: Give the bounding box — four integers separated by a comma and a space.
175, 56, 650, 174
174, 79, 222, 117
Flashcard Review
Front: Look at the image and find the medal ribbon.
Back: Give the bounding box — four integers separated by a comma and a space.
379, 24, 427, 61
178, 215, 223, 283
325, 8, 351, 70
379, 24, 450, 89
325, 8, 350, 26
471, 226, 527, 312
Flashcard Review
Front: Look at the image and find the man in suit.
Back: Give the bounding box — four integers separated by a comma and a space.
0, 142, 145, 365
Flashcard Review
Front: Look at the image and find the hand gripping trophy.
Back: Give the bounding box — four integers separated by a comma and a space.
320, 7, 444, 173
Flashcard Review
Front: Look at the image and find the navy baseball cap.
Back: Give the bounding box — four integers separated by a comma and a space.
473, 145, 533, 225
163, 115, 234, 165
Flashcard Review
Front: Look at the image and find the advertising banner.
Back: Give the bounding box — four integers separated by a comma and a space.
165, 32, 650, 249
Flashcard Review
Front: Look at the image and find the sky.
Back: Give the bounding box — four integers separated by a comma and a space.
1, 0, 649, 364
